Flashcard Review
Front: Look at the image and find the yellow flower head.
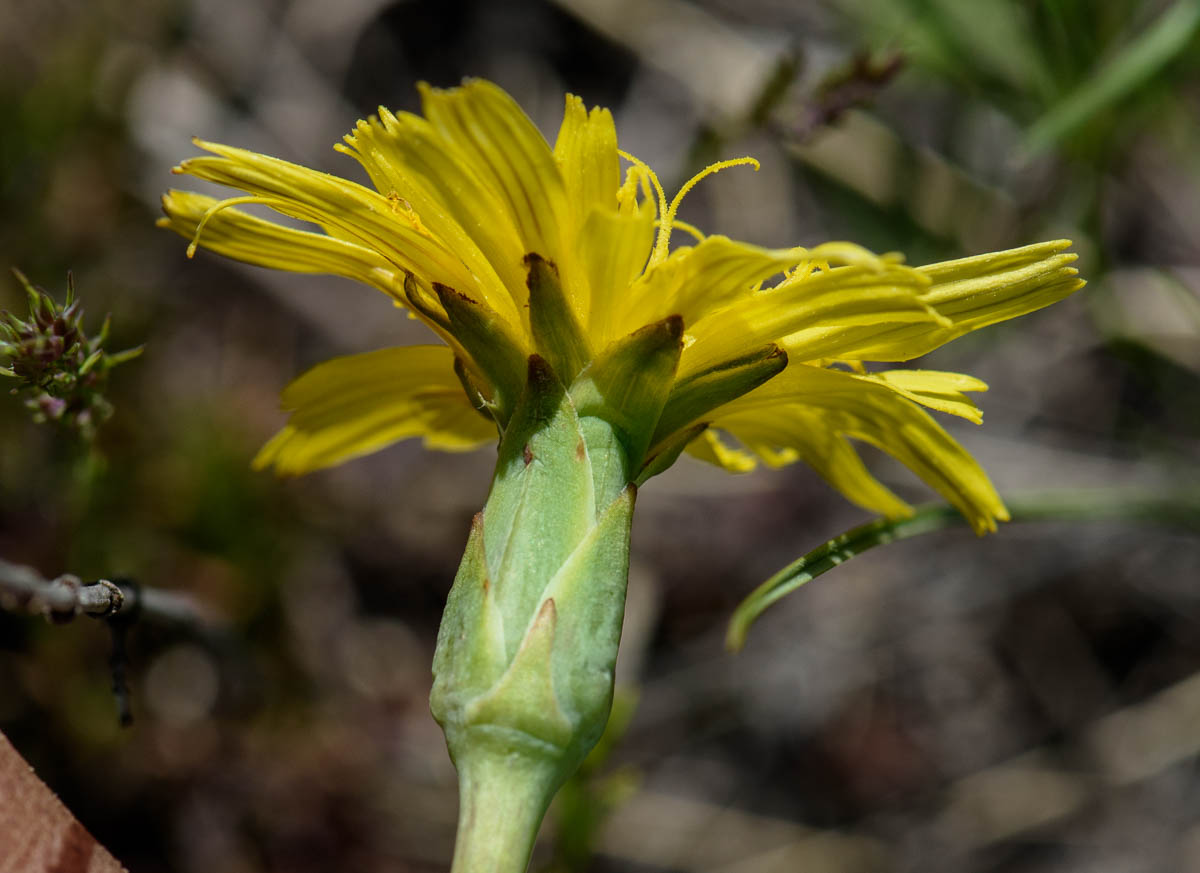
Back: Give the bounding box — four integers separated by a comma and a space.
160, 79, 1083, 534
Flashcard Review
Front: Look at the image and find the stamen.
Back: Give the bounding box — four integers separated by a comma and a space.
662, 218, 706, 244
188, 196, 277, 258
617, 150, 666, 227
636, 173, 657, 217
652, 157, 759, 265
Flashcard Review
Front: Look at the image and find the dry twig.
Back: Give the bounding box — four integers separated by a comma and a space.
0, 557, 214, 629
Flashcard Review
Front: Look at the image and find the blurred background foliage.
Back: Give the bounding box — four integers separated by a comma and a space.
2, 0, 1200, 871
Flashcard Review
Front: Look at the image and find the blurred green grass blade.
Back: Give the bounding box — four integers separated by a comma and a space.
726, 491, 1200, 652
842, 0, 1053, 96
1024, 0, 1200, 153
726, 504, 960, 653
925, 0, 1055, 97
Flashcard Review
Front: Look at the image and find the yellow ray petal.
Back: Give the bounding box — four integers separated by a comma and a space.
419, 80, 570, 266
918, 240, 1074, 284
682, 264, 943, 378
577, 207, 655, 347
338, 110, 528, 317
919, 247, 1082, 331
683, 428, 758, 473
554, 95, 623, 325
867, 369, 988, 424
743, 425, 914, 520
622, 236, 810, 334
253, 345, 495, 476
159, 190, 401, 295
782, 241, 1083, 363
555, 95, 620, 223
176, 141, 519, 325
713, 365, 1008, 533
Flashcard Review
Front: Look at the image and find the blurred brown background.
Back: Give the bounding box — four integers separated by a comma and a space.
3, 0, 1200, 871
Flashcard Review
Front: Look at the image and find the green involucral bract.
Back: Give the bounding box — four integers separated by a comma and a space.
430, 322, 681, 872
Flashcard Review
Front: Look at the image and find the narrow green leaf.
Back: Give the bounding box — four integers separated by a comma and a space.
103, 346, 144, 368
727, 490, 1200, 652
36, 290, 56, 324
95, 313, 112, 347
79, 349, 104, 376
11, 268, 39, 313
1024, 0, 1200, 152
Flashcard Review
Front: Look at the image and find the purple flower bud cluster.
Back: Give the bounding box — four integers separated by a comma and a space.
1, 272, 141, 440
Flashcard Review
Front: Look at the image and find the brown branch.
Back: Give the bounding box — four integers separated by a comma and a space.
0, 557, 216, 630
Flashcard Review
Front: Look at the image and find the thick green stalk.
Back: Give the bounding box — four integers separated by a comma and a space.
431, 356, 638, 873
448, 741, 563, 873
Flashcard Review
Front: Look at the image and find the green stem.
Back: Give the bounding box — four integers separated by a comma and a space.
449, 741, 561, 873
